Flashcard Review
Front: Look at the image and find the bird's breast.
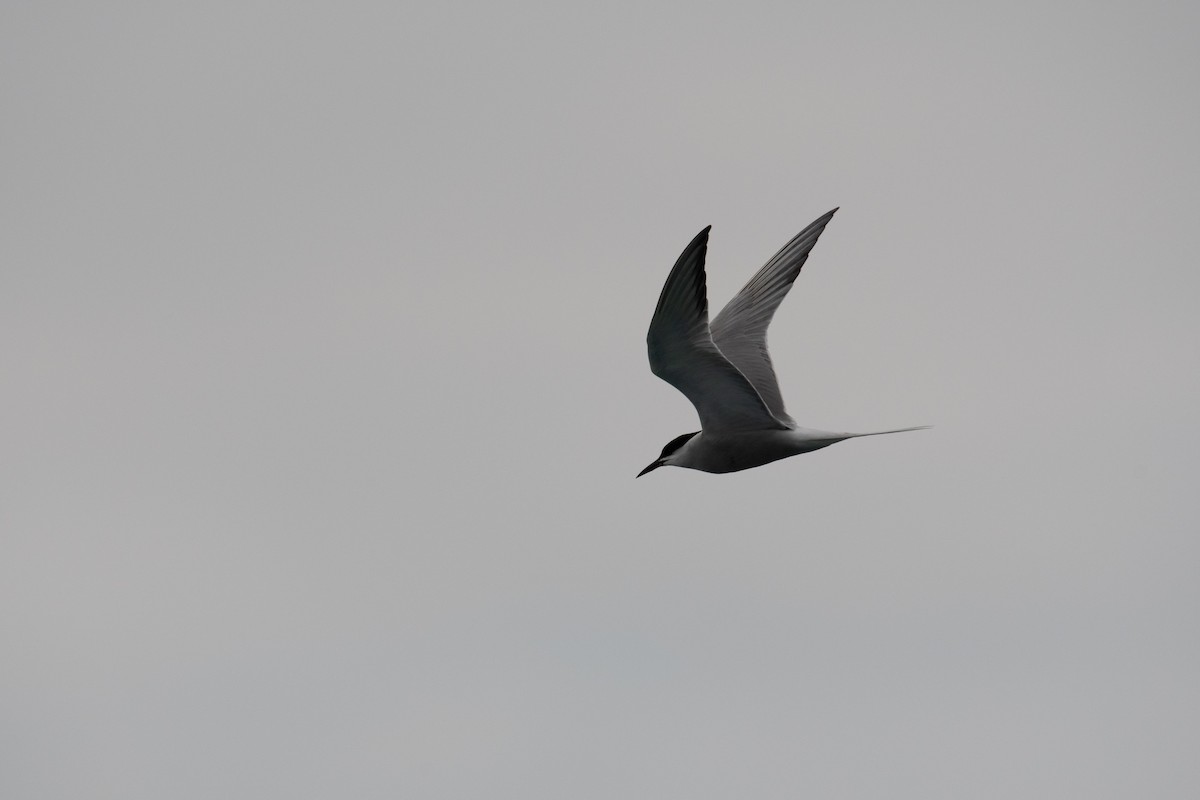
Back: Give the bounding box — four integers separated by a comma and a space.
680, 429, 845, 473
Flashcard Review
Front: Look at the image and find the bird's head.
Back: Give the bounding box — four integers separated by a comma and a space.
637, 431, 699, 477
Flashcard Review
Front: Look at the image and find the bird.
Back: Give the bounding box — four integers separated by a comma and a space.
638, 208, 927, 477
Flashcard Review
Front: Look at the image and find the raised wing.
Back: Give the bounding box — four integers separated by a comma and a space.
709, 208, 838, 424
647, 226, 786, 434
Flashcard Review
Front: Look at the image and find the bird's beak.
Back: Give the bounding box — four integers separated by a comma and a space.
636, 459, 664, 478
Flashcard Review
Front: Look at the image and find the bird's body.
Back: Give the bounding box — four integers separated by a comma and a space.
639, 208, 926, 477
650, 426, 924, 476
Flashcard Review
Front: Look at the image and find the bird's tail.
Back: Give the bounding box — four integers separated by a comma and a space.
848, 426, 931, 438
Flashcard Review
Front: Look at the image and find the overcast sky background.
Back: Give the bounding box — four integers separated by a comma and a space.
4, 2, 1199, 798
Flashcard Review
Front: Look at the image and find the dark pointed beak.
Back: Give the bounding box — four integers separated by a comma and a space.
636, 459, 664, 478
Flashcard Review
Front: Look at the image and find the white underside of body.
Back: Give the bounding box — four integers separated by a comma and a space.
670, 426, 927, 474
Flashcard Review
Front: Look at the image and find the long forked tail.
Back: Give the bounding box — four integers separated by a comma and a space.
849, 426, 931, 438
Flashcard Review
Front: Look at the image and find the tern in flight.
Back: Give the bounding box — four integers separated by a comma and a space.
638, 208, 926, 477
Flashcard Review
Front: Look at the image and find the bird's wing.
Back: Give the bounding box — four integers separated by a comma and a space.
709, 209, 838, 424
647, 226, 787, 434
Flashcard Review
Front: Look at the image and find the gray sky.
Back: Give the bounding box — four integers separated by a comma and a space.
4, 1, 1198, 798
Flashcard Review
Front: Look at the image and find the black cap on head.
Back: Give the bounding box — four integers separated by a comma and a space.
637, 432, 698, 477
659, 431, 699, 459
